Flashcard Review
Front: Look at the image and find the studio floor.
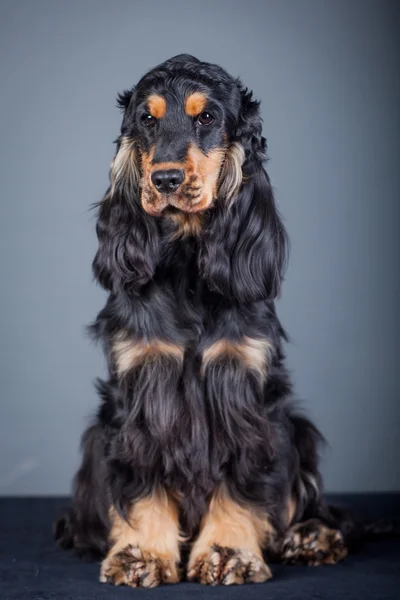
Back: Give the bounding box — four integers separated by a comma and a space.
1, 495, 399, 600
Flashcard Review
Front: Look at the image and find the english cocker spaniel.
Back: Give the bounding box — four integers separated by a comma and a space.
55, 54, 368, 587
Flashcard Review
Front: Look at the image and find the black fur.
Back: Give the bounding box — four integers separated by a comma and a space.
55, 54, 379, 568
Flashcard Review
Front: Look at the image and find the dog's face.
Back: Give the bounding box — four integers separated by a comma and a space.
95, 55, 287, 302
137, 88, 226, 216
117, 55, 244, 216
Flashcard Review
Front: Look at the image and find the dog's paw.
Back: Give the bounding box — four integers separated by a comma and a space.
282, 519, 348, 566
187, 545, 272, 585
100, 544, 180, 588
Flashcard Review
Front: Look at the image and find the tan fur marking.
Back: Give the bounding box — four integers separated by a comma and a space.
202, 337, 273, 379
185, 92, 207, 117
183, 144, 225, 211
100, 492, 182, 586
196, 487, 274, 554
188, 486, 273, 583
147, 94, 167, 119
169, 212, 204, 238
113, 335, 184, 376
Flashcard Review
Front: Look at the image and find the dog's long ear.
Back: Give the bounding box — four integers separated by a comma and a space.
199, 87, 288, 303
93, 91, 160, 293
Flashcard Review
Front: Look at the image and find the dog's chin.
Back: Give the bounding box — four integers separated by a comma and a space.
162, 205, 184, 216
167, 197, 211, 214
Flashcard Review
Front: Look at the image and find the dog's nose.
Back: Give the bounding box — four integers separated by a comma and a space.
151, 169, 185, 193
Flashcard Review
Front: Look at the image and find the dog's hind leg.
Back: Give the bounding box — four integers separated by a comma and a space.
54, 423, 110, 560
278, 411, 348, 566
280, 518, 348, 566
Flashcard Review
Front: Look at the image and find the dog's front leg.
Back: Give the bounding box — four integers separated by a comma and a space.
187, 485, 273, 585
187, 308, 281, 585
100, 492, 182, 588
99, 321, 187, 587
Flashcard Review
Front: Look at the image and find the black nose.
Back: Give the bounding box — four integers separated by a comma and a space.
151, 169, 185, 193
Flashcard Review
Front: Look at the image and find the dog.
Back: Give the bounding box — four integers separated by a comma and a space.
55, 54, 365, 587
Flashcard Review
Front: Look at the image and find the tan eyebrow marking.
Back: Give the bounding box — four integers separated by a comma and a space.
185, 92, 207, 116
147, 94, 167, 119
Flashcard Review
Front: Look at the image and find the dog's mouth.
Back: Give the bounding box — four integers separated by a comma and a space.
141, 186, 212, 216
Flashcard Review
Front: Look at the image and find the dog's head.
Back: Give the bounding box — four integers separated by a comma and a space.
114, 54, 250, 216
94, 55, 287, 301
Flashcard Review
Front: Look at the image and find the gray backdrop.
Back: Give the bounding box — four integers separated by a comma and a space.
0, 0, 399, 495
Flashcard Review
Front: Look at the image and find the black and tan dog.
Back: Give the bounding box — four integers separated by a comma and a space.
55, 54, 367, 587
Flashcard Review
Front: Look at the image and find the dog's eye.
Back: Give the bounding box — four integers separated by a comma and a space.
197, 111, 215, 126
141, 113, 156, 128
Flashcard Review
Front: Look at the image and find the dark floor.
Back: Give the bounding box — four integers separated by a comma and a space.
0, 495, 399, 600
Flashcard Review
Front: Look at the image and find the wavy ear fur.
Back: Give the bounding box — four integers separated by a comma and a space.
92, 133, 160, 293
199, 88, 288, 303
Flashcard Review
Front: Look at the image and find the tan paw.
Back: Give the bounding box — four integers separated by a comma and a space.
282, 519, 348, 566
100, 544, 180, 588
188, 545, 272, 585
